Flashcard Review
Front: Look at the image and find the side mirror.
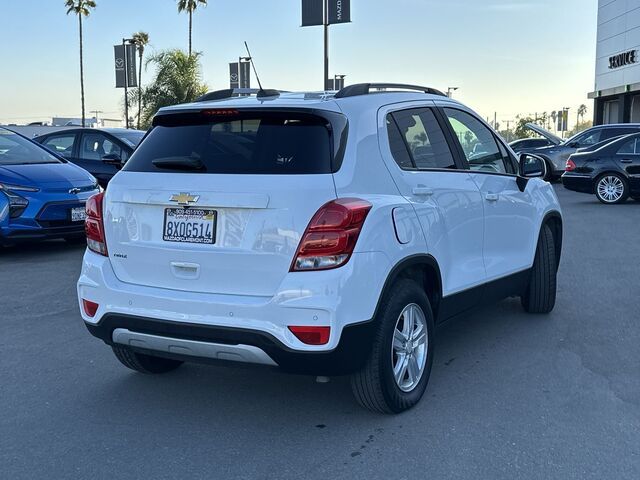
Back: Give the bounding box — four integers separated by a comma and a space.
568, 142, 579, 148
102, 153, 123, 168
519, 153, 547, 179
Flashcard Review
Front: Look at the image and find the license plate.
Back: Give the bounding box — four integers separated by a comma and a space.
163, 208, 216, 244
71, 207, 86, 222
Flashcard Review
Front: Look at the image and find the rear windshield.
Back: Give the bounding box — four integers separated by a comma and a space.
124, 111, 334, 174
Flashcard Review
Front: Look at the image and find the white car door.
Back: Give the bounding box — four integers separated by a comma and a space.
380, 105, 487, 301
440, 107, 538, 281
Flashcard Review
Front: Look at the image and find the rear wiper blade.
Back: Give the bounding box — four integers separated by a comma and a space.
152, 157, 205, 171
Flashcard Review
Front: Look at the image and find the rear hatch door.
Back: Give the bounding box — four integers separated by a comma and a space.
103, 108, 344, 297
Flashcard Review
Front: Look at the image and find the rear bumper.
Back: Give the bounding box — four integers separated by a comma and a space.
561, 173, 593, 194
86, 313, 376, 375
78, 249, 390, 374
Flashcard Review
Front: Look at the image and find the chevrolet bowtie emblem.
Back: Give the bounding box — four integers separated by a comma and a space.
170, 193, 200, 206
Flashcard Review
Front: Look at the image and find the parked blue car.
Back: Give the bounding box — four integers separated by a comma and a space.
0, 127, 100, 245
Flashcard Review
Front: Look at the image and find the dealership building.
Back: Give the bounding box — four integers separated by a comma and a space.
589, 1, 640, 124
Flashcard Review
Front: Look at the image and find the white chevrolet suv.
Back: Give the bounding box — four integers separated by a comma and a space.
78, 84, 562, 413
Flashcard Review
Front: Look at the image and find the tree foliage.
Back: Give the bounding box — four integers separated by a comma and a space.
135, 49, 208, 129
514, 116, 538, 140
65, 0, 96, 15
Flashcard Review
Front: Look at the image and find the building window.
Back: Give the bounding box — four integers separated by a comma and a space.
603, 100, 620, 124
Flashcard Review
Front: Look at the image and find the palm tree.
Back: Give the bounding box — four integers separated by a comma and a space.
551, 111, 557, 132
578, 104, 588, 125
65, 0, 96, 128
132, 31, 150, 130
139, 49, 208, 128
177, 0, 207, 56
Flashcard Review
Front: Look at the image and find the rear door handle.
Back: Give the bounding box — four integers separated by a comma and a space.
412, 187, 434, 196
485, 193, 499, 202
621, 159, 633, 163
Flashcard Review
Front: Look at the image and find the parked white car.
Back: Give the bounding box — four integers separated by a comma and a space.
78, 84, 562, 413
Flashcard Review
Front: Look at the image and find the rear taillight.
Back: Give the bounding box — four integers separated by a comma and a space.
291, 198, 372, 271
85, 192, 107, 256
288, 326, 331, 345
565, 159, 576, 172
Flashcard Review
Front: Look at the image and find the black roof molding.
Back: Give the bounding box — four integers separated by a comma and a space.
334, 83, 447, 99
195, 88, 282, 102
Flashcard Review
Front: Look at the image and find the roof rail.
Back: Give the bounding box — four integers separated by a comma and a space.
334, 83, 446, 99
195, 88, 281, 102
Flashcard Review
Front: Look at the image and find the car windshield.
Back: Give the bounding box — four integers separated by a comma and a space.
0, 129, 62, 165
111, 130, 145, 148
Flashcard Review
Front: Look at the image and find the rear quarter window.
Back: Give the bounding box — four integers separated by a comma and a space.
124, 111, 337, 175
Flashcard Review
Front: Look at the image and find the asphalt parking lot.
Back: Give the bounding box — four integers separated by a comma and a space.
1, 185, 639, 480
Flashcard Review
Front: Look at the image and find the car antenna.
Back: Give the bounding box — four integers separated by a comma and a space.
244, 41, 279, 98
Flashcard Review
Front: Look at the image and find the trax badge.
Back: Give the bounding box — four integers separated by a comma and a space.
170, 193, 200, 206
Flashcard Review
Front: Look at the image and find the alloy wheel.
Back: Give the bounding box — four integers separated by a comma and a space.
597, 175, 625, 203
391, 303, 428, 392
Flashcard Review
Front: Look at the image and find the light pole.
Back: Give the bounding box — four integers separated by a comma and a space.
447, 87, 459, 98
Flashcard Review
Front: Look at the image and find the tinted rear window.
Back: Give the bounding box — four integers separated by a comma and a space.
124, 111, 333, 174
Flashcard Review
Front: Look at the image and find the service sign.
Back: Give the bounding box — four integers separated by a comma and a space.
609, 49, 637, 70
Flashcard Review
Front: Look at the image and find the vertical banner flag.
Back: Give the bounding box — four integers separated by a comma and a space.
240, 61, 251, 88
230, 62, 239, 89
125, 44, 137, 87
328, 0, 350, 24
302, 0, 324, 26
114, 45, 126, 88
114, 45, 137, 88
557, 109, 564, 131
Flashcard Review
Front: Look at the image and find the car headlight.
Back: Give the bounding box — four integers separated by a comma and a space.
0, 183, 36, 218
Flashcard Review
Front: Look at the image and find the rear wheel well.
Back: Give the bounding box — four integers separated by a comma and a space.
391, 260, 442, 320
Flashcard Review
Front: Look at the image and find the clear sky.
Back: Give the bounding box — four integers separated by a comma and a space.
0, 0, 597, 127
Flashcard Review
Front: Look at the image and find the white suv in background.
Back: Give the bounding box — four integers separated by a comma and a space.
78, 84, 562, 413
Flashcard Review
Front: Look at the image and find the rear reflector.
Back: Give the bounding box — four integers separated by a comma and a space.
82, 299, 99, 317
288, 326, 331, 345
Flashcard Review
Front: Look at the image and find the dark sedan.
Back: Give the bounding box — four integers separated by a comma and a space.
34, 128, 145, 187
562, 133, 640, 204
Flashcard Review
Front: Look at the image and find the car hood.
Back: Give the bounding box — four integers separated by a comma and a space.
524, 123, 563, 146
0, 162, 95, 189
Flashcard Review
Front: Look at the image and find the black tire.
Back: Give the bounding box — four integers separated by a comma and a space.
112, 345, 184, 374
351, 279, 434, 414
521, 224, 557, 314
594, 173, 629, 204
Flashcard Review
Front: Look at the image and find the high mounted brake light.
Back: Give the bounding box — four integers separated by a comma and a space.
85, 192, 107, 256
291, 198, 372, 271
201, 109, 240, 116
